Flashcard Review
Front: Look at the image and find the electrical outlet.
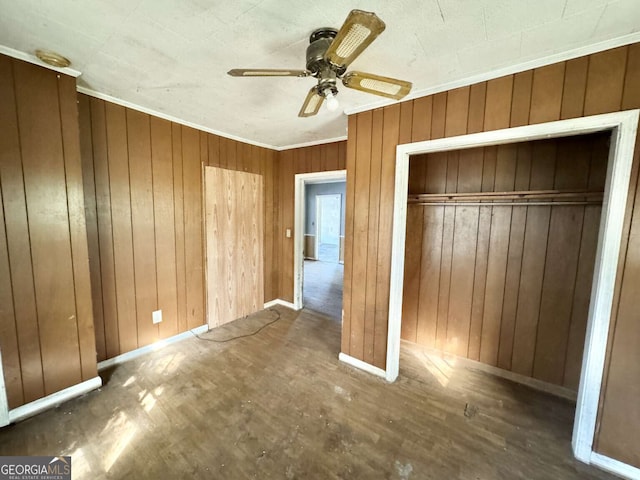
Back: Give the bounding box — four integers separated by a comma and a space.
286, 228, 291, 238
152, 309, 162, 324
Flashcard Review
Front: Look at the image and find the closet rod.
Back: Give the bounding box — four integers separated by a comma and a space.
411, 201, 603, 207
408, 189, 604, 203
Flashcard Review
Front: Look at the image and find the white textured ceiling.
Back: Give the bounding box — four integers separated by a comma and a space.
1, 0, 639, 148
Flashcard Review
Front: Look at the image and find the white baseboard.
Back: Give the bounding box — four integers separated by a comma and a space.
263, 299, 300, 310
8, 376, 102, 425
338, 353, 387, 380
591, 452, 640, 480
98, 325, 208, 371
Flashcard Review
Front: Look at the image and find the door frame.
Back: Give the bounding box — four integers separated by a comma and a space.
293, 170, 346, 310
384, 110, 639, 468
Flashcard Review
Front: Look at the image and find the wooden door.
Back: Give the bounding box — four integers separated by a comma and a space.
205, 167, 264, 328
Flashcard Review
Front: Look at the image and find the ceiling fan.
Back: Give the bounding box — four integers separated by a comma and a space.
227, 9, 412, 117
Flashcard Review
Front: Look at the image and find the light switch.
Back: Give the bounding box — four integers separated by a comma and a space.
286, 228, 291, 238
152, 309, 162, 324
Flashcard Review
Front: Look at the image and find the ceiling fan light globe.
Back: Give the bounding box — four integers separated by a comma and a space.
326, 95, 339, 112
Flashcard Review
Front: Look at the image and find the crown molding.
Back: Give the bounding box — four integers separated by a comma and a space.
278, 135, 347, 150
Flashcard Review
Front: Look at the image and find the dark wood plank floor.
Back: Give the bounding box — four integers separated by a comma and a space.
0, 307, 617, 479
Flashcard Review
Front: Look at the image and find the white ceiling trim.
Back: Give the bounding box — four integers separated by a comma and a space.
0, 44, 81, 78
345, 31, 640, 116
281, 135, 347, 150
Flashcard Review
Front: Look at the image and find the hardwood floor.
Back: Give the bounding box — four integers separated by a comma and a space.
0, 307, 616, 479
303, 260, 343, 320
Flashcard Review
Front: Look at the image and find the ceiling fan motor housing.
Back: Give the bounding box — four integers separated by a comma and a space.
306, 28, 345, 76
307, 28, 343, 98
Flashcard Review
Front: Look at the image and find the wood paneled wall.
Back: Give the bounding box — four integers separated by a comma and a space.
0, 55, 97, 409
403, 134, 608, 390
275, 142, 347, 302
78, 94, 277, 362
342, 43, 640, 467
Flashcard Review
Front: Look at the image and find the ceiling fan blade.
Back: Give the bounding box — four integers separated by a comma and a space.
298, 87, 324, 117
227, 69, 309, 77
324, 10, 386, 69
342, 71, 412, 100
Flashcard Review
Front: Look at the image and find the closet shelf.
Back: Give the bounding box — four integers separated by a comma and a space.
408, 189, 604, 206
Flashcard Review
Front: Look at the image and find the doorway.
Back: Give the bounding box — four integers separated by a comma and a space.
385, 111, 639, 468
294, 170, 346, 320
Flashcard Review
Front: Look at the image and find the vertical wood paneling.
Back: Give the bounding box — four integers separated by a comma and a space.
622, 43, 640, 109
529, 63, 565, 124
435, 154, 458, 351
497, 144, 531, 370
412, 96, 432, 142
350, 111, 373, 358
342, 117, 357, 355
0, 183, 22, 407
182, 126, 204, 329
208, 134, 220, 168
263, 148, 275, 301
0, 56, 43, 404
280, 150, 295, 301
468, 147, 496, 360
363, 109, 383, 363
416, 153, 447, 348
467, 83, 486, 134
89, 98, 120, 359
446, 149, 482, 356
128, 110, 159, 346
595, 163, 640, 468
561, 57, 589, 119
484, 76, 513, 131
584, 47, 628, 115
373, 106, 399, 368
533, 140, 589, 384
338, 142, 347, 170
0, 73, 23, 403
0, 57, 98, 407
431, 93, 447, 139
480, 145, 517, 366
58, 74, 97, 381
445, 87, 470, 136
150, 117, 178, 339
563, 141, 606, 389
510, 71, 533, 127
78, 96, 107, 362
172, 123, 187, 333
15, 62, 82, 395
511, 141, 556, 377
405, 99, 431, 346
106, 103, 138, 353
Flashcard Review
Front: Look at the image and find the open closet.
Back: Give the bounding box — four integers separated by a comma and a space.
401, 131, 610, 392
